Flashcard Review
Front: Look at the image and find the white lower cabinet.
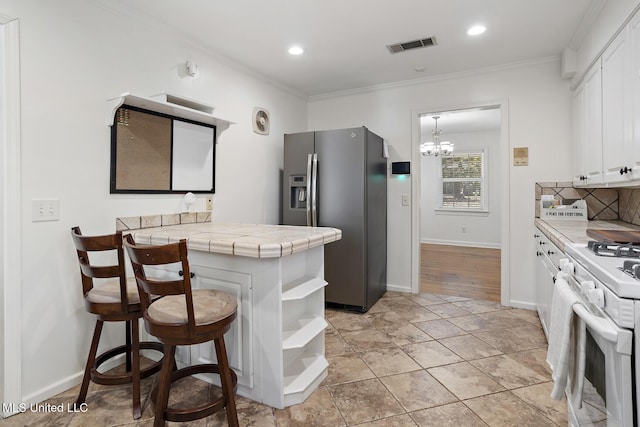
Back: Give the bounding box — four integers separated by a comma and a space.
168, 245, 328, 409
189, 264, 254, 389
534, 228, 563, 338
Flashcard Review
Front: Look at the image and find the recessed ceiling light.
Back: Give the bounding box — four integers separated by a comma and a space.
288, 46, 304, 55
467, 25, 486, 36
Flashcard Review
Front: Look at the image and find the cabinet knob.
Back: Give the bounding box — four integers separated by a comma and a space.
620, 166, 633, 175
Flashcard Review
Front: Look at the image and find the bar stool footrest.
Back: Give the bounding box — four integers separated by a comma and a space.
90, 341, 165, 386
154, 363, 238, 423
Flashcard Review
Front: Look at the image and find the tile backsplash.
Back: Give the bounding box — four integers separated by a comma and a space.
116, 211, 212, 231
535, 183, 640, 226
618, 188, 640, 225
535, 182, 618, 221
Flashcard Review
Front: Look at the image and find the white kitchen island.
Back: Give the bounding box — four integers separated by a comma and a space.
121, 219, 341, 409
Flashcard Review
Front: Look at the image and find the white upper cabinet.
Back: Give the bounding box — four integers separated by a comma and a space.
602, 24, 633, 183
629, 12, 640, 181
573, 61, 603, 187
584, 63, 604, 185
573, 8, 640, 187
572, 82, 587, 186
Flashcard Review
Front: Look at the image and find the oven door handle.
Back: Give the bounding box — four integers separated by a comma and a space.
573, 303, 632, 354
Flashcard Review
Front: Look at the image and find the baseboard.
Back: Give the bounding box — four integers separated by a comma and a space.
386, 284, 412, 293
20, 354, 126, 408
507, 299, 536, 310
420, 238, 501, 249
19, 372, 83, 409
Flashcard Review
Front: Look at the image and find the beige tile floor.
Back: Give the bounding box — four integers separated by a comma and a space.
3, 291, 605, 426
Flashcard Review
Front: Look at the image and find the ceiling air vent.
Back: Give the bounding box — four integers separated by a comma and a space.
386, 37, 437, 54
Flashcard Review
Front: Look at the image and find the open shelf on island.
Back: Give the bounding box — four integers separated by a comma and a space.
282, 277, 327, 301
283, 353, 328, 406
282, 317, 327, 350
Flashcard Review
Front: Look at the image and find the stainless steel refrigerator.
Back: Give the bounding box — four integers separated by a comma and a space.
282, 127, 387, 312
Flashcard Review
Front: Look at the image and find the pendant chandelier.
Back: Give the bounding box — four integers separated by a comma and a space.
420, 115, 453, 156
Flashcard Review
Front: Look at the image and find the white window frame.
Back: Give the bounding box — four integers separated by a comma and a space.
435, 149, 488, 214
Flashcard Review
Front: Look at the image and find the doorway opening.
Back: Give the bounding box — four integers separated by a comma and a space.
418, 106, 502, 302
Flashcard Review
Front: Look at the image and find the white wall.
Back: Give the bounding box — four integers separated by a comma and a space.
420, 129, 501, 248
308, 59, 573, 305
1, 0, 307, 403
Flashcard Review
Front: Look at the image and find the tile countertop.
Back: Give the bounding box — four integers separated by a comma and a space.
129, 222, 342, 258
534, 218, 640, 250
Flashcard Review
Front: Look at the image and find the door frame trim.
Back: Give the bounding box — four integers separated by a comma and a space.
410, 99, 510, 305
1, 14, 22, 417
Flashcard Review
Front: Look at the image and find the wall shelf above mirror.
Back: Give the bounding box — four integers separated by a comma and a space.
108, 93, 233, 194
107, 92, 234, 134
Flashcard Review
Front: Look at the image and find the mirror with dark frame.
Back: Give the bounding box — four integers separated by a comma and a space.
110, 104, 216, 194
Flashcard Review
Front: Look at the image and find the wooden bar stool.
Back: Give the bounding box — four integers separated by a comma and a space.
70, 226, 165, 419
123, 235, 239, 427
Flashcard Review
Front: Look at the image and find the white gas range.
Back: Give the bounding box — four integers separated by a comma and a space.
562, 241, 639, 426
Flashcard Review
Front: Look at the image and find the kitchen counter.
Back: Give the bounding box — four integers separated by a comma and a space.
128, 222, 342, 258
128, 220, 340, 409
534, 218, 640, 249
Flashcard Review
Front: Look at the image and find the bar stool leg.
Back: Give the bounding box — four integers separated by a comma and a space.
214, 336, 239, 427
125, 320, 132, 372
77, 320, 103, 406
153, 345, 176, 427
131, 319, 141, 419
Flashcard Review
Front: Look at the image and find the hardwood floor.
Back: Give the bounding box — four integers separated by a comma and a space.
420, 243, 501, 302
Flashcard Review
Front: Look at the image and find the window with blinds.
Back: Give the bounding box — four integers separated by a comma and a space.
439, 151, 486, 210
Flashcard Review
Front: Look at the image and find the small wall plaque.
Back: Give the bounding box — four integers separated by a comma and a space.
513, 147, 528, 166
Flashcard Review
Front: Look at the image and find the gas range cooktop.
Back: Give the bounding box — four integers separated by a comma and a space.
566, 242, 640, 300
620, 259, 640, 280
587, 240, 640, 258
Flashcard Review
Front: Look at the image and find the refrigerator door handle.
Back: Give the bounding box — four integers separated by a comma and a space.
311, 153, 318, 227
306, 153, 313, 226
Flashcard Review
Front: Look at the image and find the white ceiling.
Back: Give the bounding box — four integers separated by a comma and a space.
101, 0, 601, 97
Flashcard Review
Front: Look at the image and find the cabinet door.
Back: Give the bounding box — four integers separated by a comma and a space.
189, 264, 254, 388
572, 84, 587, 186
584, 61, 604, 184
602, 26, 633, 183
630, 12, 640, 180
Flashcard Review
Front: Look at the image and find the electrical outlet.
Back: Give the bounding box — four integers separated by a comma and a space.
206, 195, 213, 211
32, 199, 60, 222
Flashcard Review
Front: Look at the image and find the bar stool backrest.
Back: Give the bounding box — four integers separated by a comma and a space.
123, 235, 197, 338
71, 226, 129, 313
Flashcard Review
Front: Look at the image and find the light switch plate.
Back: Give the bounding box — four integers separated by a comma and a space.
32, 199, 60, 222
